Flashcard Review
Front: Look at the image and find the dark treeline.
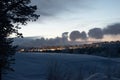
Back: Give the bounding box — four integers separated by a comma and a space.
64, 41, 120, 57
32, 41, 120, 58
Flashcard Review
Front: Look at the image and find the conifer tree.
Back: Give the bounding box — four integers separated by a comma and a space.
0, 0, 39, 80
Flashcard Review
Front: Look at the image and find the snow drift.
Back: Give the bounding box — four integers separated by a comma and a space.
3, 53, 120, 80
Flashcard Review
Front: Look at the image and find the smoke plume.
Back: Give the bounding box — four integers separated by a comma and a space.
88, 28, 103, 39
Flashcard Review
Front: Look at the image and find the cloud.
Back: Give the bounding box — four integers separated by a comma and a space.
87, 23, 120, 40
31, 0, 88, 18
80, 31, 87, 40
88, 28, 103, 39
14, 36, 69, 47
103, 23, 120, 35
69, 31, 81, 41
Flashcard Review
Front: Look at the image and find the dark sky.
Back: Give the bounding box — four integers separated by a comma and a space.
19, 0, 120, 41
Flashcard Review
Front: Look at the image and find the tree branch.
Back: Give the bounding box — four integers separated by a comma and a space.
4, 0, 23, 13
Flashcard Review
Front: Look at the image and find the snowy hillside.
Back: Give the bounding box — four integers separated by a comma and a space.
3, 53, 120, 80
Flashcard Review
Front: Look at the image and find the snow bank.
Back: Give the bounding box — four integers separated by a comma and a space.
3, 52, 120, 80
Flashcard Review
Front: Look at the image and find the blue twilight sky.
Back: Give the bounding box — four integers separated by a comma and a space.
19, 0, 120, 38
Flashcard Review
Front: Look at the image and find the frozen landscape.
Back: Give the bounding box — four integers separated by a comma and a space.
3, 52, 120, 80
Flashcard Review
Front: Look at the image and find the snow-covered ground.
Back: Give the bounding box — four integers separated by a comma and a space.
3, 53, 120, 80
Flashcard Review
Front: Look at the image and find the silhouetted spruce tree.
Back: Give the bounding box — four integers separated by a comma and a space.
0, 0, 39, 80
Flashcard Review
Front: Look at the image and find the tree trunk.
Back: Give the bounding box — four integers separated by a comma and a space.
0, 57, 2, 80
0, 66, 2, 80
